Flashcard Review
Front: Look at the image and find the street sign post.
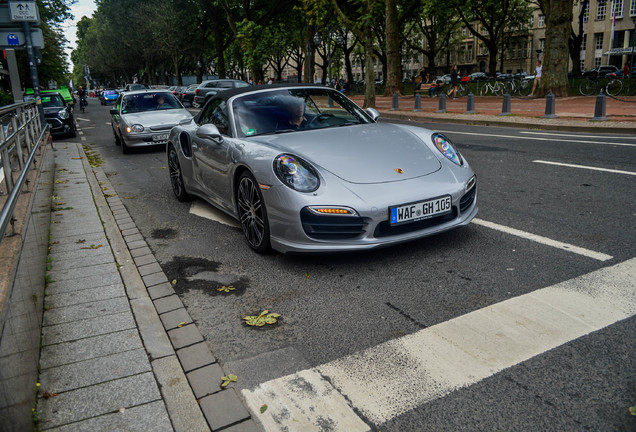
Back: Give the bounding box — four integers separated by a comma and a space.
0, 28, 43, 48
8, 2, 39, 22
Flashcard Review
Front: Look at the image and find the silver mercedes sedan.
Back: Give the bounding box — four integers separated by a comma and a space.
110, 90, 192, 153
167, 84, 477, 254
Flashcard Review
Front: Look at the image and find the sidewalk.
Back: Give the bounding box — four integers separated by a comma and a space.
35, 95, 634, 431
36, 142, 258, 431
349, 94, 636, 133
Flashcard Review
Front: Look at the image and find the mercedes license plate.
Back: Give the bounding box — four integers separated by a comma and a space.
390, 195, 452, 226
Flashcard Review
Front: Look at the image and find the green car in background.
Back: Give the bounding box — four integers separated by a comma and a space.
25, 86, 76, 106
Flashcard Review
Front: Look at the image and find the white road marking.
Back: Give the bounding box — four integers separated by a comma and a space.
437, 130, 636, 148
472, 218, 613, 261
533, 160, 636, 176
521, 131, 636, 140
243, 258, 636, 429
189, 201, 240, 228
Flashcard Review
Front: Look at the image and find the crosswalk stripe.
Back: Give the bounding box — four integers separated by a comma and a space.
243, 258, 636, 430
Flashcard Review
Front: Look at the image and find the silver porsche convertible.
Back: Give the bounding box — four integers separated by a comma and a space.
167, 84, 477, 253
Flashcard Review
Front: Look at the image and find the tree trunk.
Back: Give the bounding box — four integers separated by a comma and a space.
363, 25, 376, 108
543, 0, 572, 96
384, 0, 402, 96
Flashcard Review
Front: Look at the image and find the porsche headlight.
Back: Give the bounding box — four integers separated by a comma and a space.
432, 133, 463, 166
274, 154, 319, 192
126, 124, 144, 133
58, 109, 69, 120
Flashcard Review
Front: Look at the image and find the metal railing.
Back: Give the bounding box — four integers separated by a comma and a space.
0, 100, 48, 242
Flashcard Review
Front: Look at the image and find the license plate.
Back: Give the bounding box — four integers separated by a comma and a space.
390, 195, 452, 226
153, 134, 168, 141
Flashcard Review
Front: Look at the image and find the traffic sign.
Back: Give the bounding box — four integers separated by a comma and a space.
8, 2, 39, 22
0, 4, 40, 26
0, 28, 43, 48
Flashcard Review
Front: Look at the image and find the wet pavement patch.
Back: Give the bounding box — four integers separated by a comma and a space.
163, 256, 248, 296
151, 228, 179, 239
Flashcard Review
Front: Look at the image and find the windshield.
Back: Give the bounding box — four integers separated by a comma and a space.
232, 88, 373, 137
41, 94, 64, 108
121, 92, 183, 113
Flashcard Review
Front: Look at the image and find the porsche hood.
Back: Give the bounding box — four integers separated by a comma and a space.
255, 123, 442, 184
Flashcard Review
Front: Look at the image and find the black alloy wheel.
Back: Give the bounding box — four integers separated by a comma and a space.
236, 171, 271, 253
168, 146, 191, 201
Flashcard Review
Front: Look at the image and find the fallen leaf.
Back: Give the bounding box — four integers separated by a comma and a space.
260, 404, 268, 414
123, 196, 135, 199
221, 374, 238, 387
71, 157, 83, 160
81, 244, 103, 250
217, 285, 235, 293
76, 239, 86, 244
171, 279, 177, 285
104, 193, 116, 198
42, 392, 59, 399
177, 322, 186, 328
630, 405, 636, 416
305, 272, 310, 278
243, 311, 281, 327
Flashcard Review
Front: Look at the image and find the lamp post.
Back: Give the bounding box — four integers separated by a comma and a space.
630, 18, 636, 77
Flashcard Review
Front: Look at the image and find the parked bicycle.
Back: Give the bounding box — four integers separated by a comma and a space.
502, 77, 532, 96
479, 78, 505, 96
578, 73, 622, 96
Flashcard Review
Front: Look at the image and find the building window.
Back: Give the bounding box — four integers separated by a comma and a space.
538, 15, 545, 27
539, 39, 545, 52
462, 27, 467, 37
482, 26, 488, 36
612, 0, 624, 17
581, 33, 587, 50
594, 57, 602, 67
529, 16, 534, 27
631, 0, 636, 15
580, 59, 585, 70
613, 30, 625, 48
583, 2, 589, 22
597, 0, 607, 19
595, 32, 604, 49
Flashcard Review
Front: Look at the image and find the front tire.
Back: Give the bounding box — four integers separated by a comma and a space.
168, 145, 191, 201
236, 171, 271, 253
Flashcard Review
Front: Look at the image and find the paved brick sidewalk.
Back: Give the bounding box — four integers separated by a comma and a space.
36, 143, 212, 431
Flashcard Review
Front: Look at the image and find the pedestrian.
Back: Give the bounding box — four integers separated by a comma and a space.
416, 67, 427, 92
449, 65, 459, 99
530, 59, 542, 97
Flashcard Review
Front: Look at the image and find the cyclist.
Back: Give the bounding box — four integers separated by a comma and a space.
78, 86, 87, 111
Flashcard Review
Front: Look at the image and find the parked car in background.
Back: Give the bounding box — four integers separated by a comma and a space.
180, 84, 199, 106
166, 84, 477, 253
99, 89, 119, 105
124, 83, 151, 92
29, 92, 76, 138
192, 79, 250, 108
468, 72, 488, 81
582, 65, 620, 78
170, 85, 188, 99
110, 90, 192, 153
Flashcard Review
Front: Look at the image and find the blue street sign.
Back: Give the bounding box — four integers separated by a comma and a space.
7, 33, 18, 45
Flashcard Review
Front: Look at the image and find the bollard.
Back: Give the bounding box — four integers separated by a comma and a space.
499, 93, 511, 116
437, 93, 447, 113
414, 92, 421, 112
465, 92, 476, 114
390, 91, 399, 111
590, 90, 607, 121
543, 91, 558, 119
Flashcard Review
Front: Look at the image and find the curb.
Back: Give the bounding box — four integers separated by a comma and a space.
79, 144, 261, 432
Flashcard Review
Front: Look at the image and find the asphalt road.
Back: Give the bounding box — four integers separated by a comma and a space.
68, 98, 635, 431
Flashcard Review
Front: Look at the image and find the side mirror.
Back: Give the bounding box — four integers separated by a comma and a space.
196, 124, 223, 142
366, 107, 380, 122
110, 108, 118, 115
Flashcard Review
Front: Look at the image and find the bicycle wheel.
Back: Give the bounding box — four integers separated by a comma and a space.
518, 80, 532, 96
493, 81, 505, 96
479, 83, 490, 96
605, 79, 623, 96
579, 79, 597, 96
501, 80, 513, 95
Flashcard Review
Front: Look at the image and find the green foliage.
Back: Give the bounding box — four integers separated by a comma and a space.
221, 374, 238, 387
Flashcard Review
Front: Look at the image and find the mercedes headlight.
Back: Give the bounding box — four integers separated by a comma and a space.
273, 154, 319, 192
432, 133, 463, 166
